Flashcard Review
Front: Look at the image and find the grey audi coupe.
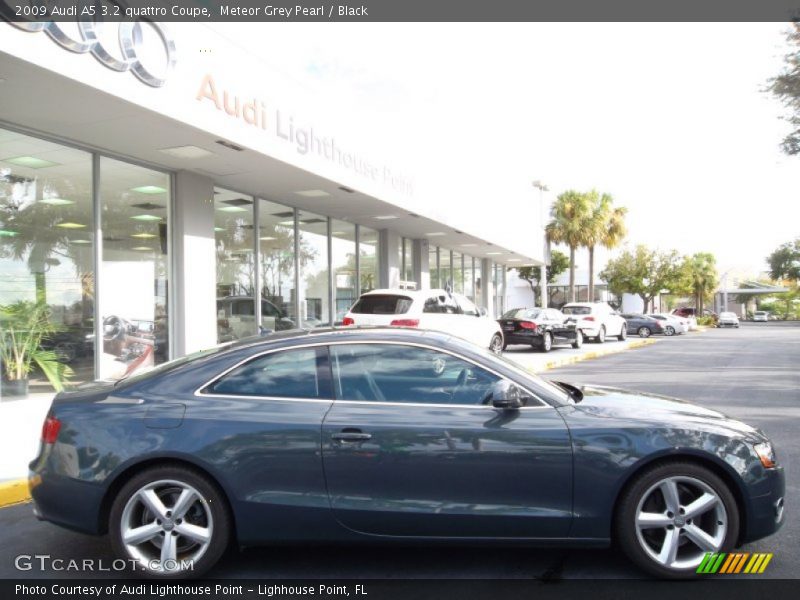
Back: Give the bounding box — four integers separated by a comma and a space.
28, 327, 784, 579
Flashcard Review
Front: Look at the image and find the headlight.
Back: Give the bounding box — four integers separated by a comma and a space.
754, 441, 777, 468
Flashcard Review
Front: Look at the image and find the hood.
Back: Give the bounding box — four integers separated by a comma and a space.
561, 384, 765, 441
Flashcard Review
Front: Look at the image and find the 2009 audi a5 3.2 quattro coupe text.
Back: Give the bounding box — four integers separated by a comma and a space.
28, 327, 784, 579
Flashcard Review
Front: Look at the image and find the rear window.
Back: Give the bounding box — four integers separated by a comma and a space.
721, 312, 737, 318
351, 294, 413, 315
754, 311, 767, 315
502, 308, 541, 319
562, 306, 591, 316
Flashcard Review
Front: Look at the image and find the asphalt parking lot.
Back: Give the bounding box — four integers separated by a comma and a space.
0, 322, 796, 580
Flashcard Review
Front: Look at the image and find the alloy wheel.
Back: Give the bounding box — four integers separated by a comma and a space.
634, 476, 727, 571
638, 327, 651, 338
490, 334, 503, 354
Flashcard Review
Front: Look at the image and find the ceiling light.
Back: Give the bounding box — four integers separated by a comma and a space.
216, 206, 248, 213
130, 214, 162, 221
5, 156, 60, 169
131, 202, 164, 210
279, 220, 295, 226
331, 231, 346, 235
507, 258, 522, 262
461, 243, 478, 247
70, 239, 91, 244
486, 252, 503, 255
426, 232, 446, 237
0, 229, 19, 237
214, 227, 225, 232
159, 145, 214, 159
259, 236, 276, 241
294, 189, 330, 198
374, 215, 398, 220
56, 222, 86, 229
132, 246, 152, 251
39, 198, 75, 206
130, 185, 167, 194
131, 233, 157, 239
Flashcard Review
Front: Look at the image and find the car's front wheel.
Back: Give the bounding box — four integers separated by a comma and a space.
109, 465, 231, 578
490, 333, 503, 355
594, 326, 606, 343
539, 332, 553, 353
664, 326, 676, 336
637, 327, 652, 338
615, 461, 739, 579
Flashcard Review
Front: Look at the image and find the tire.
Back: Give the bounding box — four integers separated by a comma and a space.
109, 465, 231, 578
490, 333, 503, 355
571, 329, 583, 349
615, 461, 739, 579
539, 332, 553, 353
594, 326, 606, 343
637, 327, 652, 338
618, 325, 627, 341
664, 326, 675, 336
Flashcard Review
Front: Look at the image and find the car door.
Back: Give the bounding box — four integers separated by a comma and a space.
419, 292, 462, 339
321, 342, 573, 538
546, 309, 572, 343
453, 294, 489, 347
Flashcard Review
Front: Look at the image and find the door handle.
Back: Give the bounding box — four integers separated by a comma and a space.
331, 429, 372, 442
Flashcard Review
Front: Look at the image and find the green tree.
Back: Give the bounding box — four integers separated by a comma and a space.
682, 253, 719, 314
514, 249, 569, 306
600, 245, 685, 313
766, 238, 800, 283
584, 190, 627, 301
767, 23, 800, 155
546, 190, 592, 303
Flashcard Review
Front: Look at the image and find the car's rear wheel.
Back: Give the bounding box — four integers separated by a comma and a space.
539, 332, 553, 353
615, 461, 739, 579
637, 327, 651, 338
618, 325, 627, 341
594, 326, 606, 343
664, 326, 676, 336
490, 334, 503, 355
571, 330, 583, 349
110, 465, 231, 578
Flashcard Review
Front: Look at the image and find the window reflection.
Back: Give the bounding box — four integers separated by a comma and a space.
359, 226, 379, 294
258, 199, 296, 330
331, 220, 356, 325
298, 209, 328, 326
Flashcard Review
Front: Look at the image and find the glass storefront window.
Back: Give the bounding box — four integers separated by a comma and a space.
258, 199, 296, 331
464, 255, 474, 302
331, 220, 356, 324
214, 187, 255, 342
0, 128, 95, 397
402, 238, 415, 285
359, 226, 379, 294
452, 251, 464, 294
429, 246, 439, 289
298, 209, 329, 325
98, 157, 170, 379
439, 248, 451, 291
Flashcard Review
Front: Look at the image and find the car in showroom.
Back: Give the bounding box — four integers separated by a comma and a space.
498, 307, 585, 351
621, 313, 665, 338
29, 327, 784, 579
753, 311, 769, 322
343, 288, 504, 353
647, 313, 688, 336
718, 312, 741, 328
561, 302, 627, 343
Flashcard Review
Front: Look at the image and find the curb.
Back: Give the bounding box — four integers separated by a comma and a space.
0, 479, 30, 508
529, 338, 657, 373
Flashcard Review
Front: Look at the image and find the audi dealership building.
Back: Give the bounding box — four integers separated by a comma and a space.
0, 19, 545, 399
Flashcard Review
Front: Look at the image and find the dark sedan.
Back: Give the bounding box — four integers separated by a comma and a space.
622, 313, 665, 338
29, 328, 784, 579
499, 307, 584, 351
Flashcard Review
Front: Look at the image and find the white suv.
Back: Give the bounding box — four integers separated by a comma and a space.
561, 302, 627, 343
343, 289, 504, 353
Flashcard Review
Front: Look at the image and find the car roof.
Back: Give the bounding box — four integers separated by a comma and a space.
358, 288, 454, 299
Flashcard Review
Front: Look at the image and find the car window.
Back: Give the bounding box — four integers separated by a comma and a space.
233, 300, 255, 316
330, 343, 500, 405
351, 294, 413, 315
205, 347, 329, 399
423, 295, 448, 313
262, 300, 282, 317
502, 308, 541, 319
562, 306, 591, 316
454, 294, 479, 316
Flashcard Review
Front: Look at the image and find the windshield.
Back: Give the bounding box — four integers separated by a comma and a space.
115, 342, 235, 388
562, 306, 591, 315
502, 308, 541, 319
721, 312, 737, 318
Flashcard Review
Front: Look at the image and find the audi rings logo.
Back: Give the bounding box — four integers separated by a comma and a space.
1, 4, 176, 88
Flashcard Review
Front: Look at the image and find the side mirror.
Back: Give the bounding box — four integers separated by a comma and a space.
478, 307, 488, 317
490, 380, 525, 409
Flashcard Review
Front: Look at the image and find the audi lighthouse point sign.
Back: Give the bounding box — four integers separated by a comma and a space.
1, 3, 176, 88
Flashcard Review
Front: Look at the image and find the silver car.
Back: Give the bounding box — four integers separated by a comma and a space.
647, 313, 688, 336
718, 311, 741, 328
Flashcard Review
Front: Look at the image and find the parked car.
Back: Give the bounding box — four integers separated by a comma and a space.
498, 307, 584, 351
753, 311, 769, 322
343, 289, 504, 353
718, 312, 741, 328
561, 302, 627, 343
621, 313, 664, 338
672, 307, 718, 325
29, 327, 785, 579
217, 296, 296, 341
647, 314, 688, 336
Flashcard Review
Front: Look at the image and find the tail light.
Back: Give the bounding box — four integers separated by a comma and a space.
655, 321, 664, 330
342, 317, 355, 326
519, 321, 537, 330
584, 316, 595, 322
41, 416, 61, 445
390, 319, 420, 327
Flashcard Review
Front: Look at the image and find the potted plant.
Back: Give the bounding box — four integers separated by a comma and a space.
0, 301, 73, 398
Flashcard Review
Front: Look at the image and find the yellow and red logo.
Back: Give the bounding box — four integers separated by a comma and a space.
697, 552, 774, 574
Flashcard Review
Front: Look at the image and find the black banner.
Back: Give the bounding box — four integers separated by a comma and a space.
1, 0, 799, 23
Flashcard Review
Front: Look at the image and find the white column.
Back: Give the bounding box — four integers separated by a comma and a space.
173, 171, 217, 356
480, 258, 493, 315
412, 238, 430, 290
379, 229, 401, 289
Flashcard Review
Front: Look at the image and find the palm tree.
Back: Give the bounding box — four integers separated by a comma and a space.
687, 253, 718, 313
546, 191, 592, 303
584, 191, 628, 301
